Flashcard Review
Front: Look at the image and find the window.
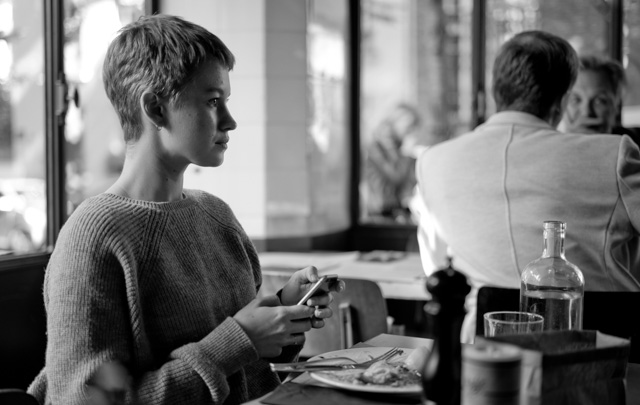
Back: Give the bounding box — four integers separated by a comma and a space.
358, 0, 473, 227
0, 0, 151, 260
0, 0, 46, 255
308, 0, 351, 234
357, 0, 631, 237
0, 0, 634, 261
62, 0, 146, 213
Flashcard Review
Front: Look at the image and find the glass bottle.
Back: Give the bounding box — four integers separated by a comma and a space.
519, 221, 584, 331
422, 258, 470, 405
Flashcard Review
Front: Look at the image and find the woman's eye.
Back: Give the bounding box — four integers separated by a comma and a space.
209, 99, 219, 107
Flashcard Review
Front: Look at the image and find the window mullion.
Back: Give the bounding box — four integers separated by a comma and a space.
44, 0, 67, 249
610, 0, 623, 62
472, 0, 486, 127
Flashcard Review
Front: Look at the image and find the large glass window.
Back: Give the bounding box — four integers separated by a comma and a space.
357, 0, 632, 235
63, 0, 146, 214
0, 0, 46, 255
1, 0, 636, 257
0, 0, 147, 258
358, 0, 473, 225
308, 0, 350, 233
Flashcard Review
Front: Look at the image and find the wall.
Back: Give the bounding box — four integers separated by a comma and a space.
160, 0, 351, 250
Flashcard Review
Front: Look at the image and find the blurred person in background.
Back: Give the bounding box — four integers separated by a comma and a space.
562, 54, 640, 145
415, 30, 640, 343
29, 14, 343, 405
364, 103, 422, 223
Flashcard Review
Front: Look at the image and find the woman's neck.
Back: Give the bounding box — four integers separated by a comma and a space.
108, 148, 186, 203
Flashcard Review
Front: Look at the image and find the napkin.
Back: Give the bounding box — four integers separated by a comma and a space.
261, 382, 421, 405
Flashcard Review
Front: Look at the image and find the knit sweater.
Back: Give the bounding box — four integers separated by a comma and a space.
28, 190, 296, 404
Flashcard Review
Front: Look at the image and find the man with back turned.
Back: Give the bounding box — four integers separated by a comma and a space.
414, 30, 640, 343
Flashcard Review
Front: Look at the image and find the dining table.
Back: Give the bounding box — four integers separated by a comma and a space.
259, 251, 430, 301
242, 333, 640, 405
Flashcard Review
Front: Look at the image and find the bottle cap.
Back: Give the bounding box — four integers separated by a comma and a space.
543, 220, 565, 229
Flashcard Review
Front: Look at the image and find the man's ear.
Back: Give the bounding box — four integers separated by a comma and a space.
141, 92, 165, 129
548, 96, 567, 128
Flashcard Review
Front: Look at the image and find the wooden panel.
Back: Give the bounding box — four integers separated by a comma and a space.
0, 256, 48, 389
352, 224, 418, 252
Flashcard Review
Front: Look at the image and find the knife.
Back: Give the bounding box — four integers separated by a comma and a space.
270, 363, 361, 373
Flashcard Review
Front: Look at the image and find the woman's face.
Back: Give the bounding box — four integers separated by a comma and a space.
564, 69, 619, 134
160, 59, 237, 169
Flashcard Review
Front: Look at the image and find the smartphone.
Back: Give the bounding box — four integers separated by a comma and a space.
297, 274, 339, 305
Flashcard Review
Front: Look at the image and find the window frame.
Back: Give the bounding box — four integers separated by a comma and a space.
44, 0, 66, 250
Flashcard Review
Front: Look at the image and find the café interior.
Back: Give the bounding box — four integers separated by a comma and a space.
1, 0, 640, 404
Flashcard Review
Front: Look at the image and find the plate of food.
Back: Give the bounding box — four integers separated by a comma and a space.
308, 346, 428, 394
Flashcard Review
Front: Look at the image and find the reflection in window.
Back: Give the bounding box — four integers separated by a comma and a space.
0, 0, 47, 255
359, 0, 472, 225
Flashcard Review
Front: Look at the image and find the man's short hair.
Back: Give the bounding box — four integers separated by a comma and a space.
492, 30, 579, 118
579, 54, 626, 100
102, 14, 235, 143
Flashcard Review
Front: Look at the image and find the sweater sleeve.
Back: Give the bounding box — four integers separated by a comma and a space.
135, 317, 259, 404
40, 208, 261, 405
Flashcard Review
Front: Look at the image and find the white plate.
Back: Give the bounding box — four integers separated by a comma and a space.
308, 346, 422, 395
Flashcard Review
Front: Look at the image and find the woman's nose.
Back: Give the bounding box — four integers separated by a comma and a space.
221, 108, 237, 131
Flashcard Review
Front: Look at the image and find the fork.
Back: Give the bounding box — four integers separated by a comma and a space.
270, 347, 403, 372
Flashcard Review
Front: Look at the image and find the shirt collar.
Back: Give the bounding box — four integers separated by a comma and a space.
483, 111, 555, 130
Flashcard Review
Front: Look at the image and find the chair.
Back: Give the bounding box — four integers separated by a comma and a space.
0, 389, 39, 405
0, 265, 47, 389
259, 274, 389, 359
475, 286, 640, 363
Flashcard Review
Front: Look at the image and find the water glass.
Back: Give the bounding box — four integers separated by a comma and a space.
484, 311, 544, 337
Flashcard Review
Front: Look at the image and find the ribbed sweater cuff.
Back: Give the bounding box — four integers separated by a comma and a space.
200, 317, 258, 375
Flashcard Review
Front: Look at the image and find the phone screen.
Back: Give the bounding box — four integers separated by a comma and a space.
297, 274, 338, 305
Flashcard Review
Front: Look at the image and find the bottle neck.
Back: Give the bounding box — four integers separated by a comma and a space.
542, 232, 565, 258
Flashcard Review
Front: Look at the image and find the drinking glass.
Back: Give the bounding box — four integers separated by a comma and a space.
484, 311, 544, 337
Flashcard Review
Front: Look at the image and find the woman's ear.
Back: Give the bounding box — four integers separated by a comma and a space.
141, 92, 165, 129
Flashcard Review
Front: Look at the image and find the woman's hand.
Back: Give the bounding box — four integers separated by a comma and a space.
279, 266, 345, 328
233, 295, 316, 358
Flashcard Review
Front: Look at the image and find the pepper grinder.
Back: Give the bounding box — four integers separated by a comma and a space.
422, 258, 471, 405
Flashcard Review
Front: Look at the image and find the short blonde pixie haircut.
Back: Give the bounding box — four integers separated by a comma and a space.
102, 14, 235, 143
